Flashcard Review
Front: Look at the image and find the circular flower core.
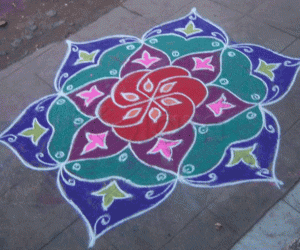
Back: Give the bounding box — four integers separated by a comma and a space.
98, 66, 207, 142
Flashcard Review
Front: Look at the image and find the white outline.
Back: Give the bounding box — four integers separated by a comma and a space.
121, 92, 140, 102
148, 107, 162, 123
57, 168, 178, 247
182, 105, 264, 178
0, 94, 61, 171
141, 8, 229, 44
230, 43, 300, 106
143, 78, 154, 93
55, 38, 142, 94
122, 107, 143, 121
180, 107, 283, 189
159, 81, 177, 93
160, 97, 182, 106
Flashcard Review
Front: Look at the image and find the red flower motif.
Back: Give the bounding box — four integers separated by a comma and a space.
97, 66, 207, 142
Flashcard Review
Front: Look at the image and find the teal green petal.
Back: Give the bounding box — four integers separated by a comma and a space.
65, 148, 176, 186
63, 42, 142, 93
145, 35, 224, 61
212, 48, 267, 103
181, 106, 263, 176
48, 97, 90, 162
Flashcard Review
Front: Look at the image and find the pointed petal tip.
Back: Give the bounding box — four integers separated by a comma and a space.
191, 7, 197, 13
88, 237, 96, 249
66, 39, 77, 47
275, 179, 284, 189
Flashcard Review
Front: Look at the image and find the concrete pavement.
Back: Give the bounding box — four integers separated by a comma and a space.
0, 0, 300, 249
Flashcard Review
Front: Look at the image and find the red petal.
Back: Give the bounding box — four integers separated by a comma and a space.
114, 103, 167, 142
156, 94, 194, 133
98, 97, 148, 127
160, 81, 177, 93
160, 97, 182, 106
121, 92, 140, 102
113, 71, 149, 106
137, 66, 189, 97
155, 76, 207, 107
149, 107, 162, 123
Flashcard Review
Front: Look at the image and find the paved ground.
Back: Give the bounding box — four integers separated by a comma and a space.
0, 0, 300, 249
0, 0, 124, 70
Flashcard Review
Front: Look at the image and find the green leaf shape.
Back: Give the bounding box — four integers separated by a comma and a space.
229, 147, 258, 167
65, 148, 176, 186
48, 97, 90, 162
145, 35, 224, 61
20, 118, 48, 145
77, 51, 97, 63
181, 106, 263, 177
91, 181, 131, 210
176, 22, 202, 36
63, 42, 142, 93
213, 48, 267, 103
256, 60, 279, 80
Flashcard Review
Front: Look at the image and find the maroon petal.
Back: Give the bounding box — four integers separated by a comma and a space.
173, 51, 221, 84
68, 118, 128, 161
68, 78, 118, 117
193, 86, 253, 124
120, 45, 171, 78
130, 124, 194, 173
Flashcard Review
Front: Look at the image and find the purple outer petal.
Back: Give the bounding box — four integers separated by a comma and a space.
231, 44, 300, 105
58, 167, 177, 247
142, 8, 228, 44
55, 36, 139, 91
182, 109, 281, 187
0, 95, 59, 170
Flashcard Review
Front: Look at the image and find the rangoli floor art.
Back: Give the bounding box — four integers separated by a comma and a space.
1, 8, 300, 247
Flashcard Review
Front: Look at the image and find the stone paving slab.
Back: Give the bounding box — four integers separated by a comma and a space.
123, 0, 195, 24
249, 0, 300, 37
167, 0, 244, 36
267, 39, 300, 136
41, 218, 118, 250
222, 15, 295, 52
103, 183, 210, 250
231, 200, 300, 250
0, 68, 53, 122
0, 170, 78, 249
160, 208, 237, 250
285, 181, 300, 213
72, 6, 156, 41
208, 182, 284, 235
206, 0, 269, 14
